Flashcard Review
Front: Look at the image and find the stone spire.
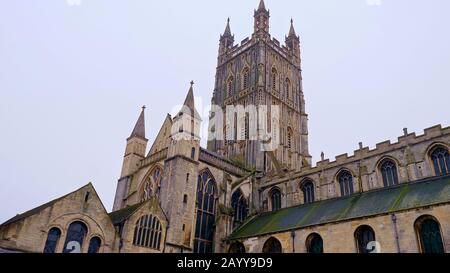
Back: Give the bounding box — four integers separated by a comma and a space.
288, 18, 297, 38
220, 18, 234, 52
224, 17, 232, 37
257, 0, 267, 12
180, 81, 201, 120
130, 106, 146, 139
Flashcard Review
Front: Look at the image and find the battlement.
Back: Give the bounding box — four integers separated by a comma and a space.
309, 124, 449, 172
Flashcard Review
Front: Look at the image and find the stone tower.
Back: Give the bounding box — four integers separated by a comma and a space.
159, 82, 202, 252
113, 107, 148, 211
207, 0, 311, 173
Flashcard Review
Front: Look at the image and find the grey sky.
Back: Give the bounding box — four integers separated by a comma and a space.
1, 0, 449, 223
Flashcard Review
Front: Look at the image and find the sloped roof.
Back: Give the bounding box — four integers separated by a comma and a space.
0, 184, 91, 227
108, 202, 145, 225
229, 175, 450, 240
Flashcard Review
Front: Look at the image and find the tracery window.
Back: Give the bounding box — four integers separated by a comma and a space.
338, 170, 354, 196
430, 146, 449, 176
132, 215, 162, 250
380, 159, 399, 187
301, 180, 315, 204
269, 188, 281, 211
231, 189, 248, 229
194, 170, 217, 253
271, 68, 278, 90
141, 167, 163, 201
242, 67, 249, 89
227, 76, 234, 97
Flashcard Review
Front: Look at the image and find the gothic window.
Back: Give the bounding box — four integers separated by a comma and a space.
63, 221, 88, 253
132, 215, 162, 250
338, 170, 354, 197
43, 227, 61, 253
231, 189, 248, 229
191, 147, 196, 159
194, 170, 217, 253
430, 146, 450, 176
306, 233, 323, 253
87, 237, 101, 253
380, 159, 399, 187
269, 187, 281, 211
271, 68, 278, 90
227, 76, 234, 97
287, 127, 293, 149
262, 237, 282, 253
242, 67, 249, 89
228, 242, 246, 253
285, 78, 291, 100
355, 225, 376, 253
141, 166, 163, 202
301, 180, 315, 204
415, 216, 445, 253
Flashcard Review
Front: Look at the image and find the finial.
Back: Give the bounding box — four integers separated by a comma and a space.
291, 18, 293, 24
190, 80, 195, 87
359, 142, 363, 149
142, 105, 146, 110
403, 128, 408, 136
321, 151, 325, 161
227, 17, 230, 24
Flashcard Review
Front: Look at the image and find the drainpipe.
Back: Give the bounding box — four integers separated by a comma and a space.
290, 231, 296, 253
391, 214, 401, 253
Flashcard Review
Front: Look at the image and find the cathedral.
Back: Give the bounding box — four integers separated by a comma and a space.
1, 1, 449, 254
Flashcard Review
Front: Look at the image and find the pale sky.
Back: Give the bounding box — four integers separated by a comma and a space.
1, 0, 449, 223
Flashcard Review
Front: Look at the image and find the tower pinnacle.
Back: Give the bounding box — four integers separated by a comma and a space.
130, 106, 146, 139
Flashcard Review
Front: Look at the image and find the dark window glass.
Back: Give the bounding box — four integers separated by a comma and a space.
262, 237, 282, 253
132, 215, 162, 250
338, 171, 354, 196
270, 188, 281, 211
191, 147, 196, 159
194, 170, 217, 253
87, 237, 101, 253
306, 233, 323, 254
231, 189, 248, 229
43, 227, 61, 253
355, 225, 376, 253
301, 180, 315, 204
430, 147, 449, 176
380, 159, 399, 187
229, 242, 246, 253
416, 217, 445, 253
63, 221, 87, 253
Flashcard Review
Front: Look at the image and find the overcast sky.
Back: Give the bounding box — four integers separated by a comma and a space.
1, 0, 449, 223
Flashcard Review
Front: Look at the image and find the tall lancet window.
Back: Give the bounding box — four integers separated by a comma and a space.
231, 189, 248, 229
242, 67, 249, 90
227, 76, 234, 97
271, 68, 278, 90
380, 159, 399, 187
194, 170, 217, 253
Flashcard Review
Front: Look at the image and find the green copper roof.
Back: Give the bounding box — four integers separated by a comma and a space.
229, 175, 450, 240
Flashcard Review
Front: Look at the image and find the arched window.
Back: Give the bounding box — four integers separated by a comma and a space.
191, 147, 196, 159
301, 180, 315, 204
338, 170, 354, 197
63, 221, 88, 253
271, 68, 278, 90
306, 233, 323, 253
287, 127, 293, 149
132, 215, 162, 250
231, 189, 248, 229
430, 146, 450, 176
380, 159, 399, 187
415, 216, 445, 253
87, 237, 102, 253
227, 76, 234, 97
269, 188, 282, 211
43, 227, 61, 253
228, 242, 246, 253
242, 67, 249, 90
141, 167, 163, 202
285, 78, 291, 99
355, 225, 376, 253
262, 237, 282, 253
194, 170, 217, 253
